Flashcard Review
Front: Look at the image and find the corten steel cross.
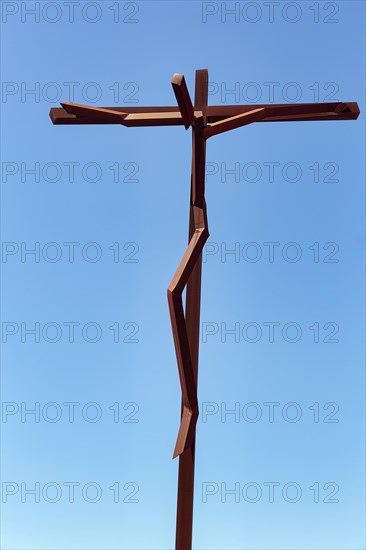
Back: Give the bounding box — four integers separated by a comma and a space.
49, 69, 359, 550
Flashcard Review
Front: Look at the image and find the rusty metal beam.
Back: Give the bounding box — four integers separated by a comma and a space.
48, 69, 360, 550
173, 69, 209, 550
49, 101, 359, 126
171, 74, 195, 129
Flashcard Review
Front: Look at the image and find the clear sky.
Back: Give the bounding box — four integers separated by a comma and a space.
1, 1, 365, 549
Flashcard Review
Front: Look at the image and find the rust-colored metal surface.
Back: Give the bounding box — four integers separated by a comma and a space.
50, 101, 360, 125
49, 70, 359, 550
171, 69, 208, 550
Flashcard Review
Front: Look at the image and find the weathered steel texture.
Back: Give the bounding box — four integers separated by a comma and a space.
173, 69, 208, 550
60, 102, 129, 123
167, 204, 208, 457
49, 101, 360, 125
171, 73, 195, 129
204, 107, 266, 139
48, 69, 360, 550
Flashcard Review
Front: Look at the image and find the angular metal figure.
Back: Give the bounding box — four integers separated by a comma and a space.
49, 69, 359, 550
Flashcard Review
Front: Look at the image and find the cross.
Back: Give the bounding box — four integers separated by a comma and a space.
49, 69, 359, 550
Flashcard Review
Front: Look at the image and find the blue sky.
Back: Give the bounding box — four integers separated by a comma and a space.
1, 1, 365, 549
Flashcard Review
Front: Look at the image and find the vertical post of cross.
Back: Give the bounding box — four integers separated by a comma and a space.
175, 69, 208, 550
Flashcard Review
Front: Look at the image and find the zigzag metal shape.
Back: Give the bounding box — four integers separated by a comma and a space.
168, 204, 209, 458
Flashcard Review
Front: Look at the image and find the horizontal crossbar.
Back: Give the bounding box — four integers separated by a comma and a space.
50, 102, 360, 126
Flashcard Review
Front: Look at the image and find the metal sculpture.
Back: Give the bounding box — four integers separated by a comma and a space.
49, 69, 359, 550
